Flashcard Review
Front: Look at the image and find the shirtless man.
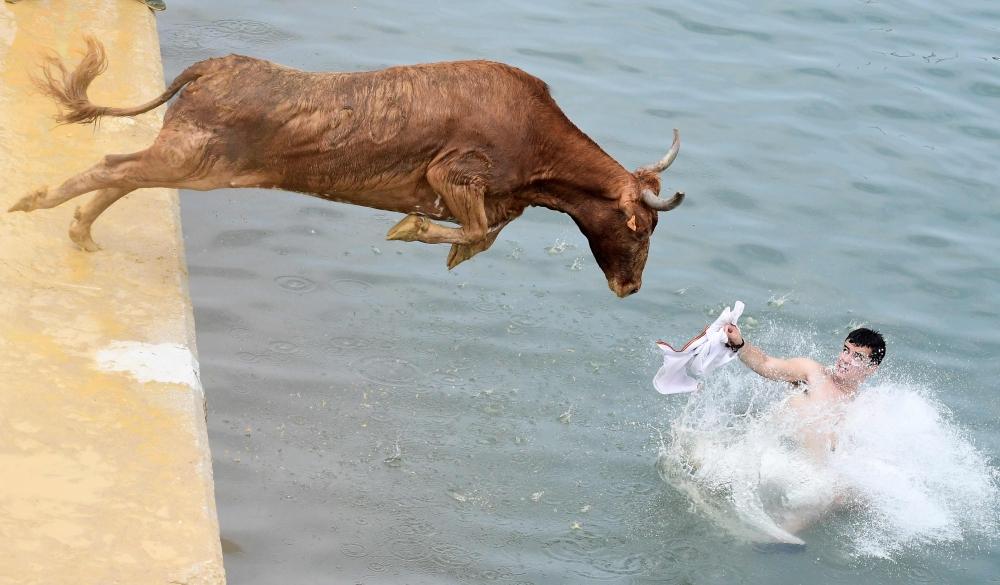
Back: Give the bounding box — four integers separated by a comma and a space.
724, 326, 885, 453
724, 326, 886, 408
722, 326, 886, 537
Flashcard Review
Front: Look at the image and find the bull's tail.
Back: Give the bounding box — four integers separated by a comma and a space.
35, 36, 205, 125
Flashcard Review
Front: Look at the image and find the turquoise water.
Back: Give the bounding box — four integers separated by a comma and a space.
158, 1, 1000, 583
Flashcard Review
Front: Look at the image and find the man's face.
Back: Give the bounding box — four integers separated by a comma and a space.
833, 340, 877, 384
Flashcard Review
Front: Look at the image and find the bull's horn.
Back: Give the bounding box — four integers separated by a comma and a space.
641, 128, 680, 173
641, 189, 684, 212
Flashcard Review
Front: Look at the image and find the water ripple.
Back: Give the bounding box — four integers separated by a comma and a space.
352, 355, 423, 385
161, 19, 297, 58
274, 275, 317, 293
323, 336, 377, 354
331, 278, 374, 297
429, 542, 481, 569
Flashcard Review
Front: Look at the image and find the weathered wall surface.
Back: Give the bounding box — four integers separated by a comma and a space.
0, 2, 224, 583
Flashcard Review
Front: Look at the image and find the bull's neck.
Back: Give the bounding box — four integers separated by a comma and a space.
534, 134, 634, 213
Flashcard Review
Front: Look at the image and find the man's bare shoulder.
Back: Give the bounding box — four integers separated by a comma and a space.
786, 357, 826, 381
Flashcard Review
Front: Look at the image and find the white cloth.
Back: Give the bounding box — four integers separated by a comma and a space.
653, 301, 745, 395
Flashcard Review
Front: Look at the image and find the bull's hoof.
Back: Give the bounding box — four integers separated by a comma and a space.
386, 214, 429, 242
447, 243, 480, 270
69, 213, 101, 252
69, 229, 101, 253
7, 186, 48, 213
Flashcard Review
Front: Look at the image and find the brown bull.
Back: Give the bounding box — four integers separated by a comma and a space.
9, 37, 685, 297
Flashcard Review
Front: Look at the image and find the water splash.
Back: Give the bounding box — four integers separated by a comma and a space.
830, 384, 1000, 558
545, 237, 575, 255
766, 291, 794, 308
656, 339, 999, 558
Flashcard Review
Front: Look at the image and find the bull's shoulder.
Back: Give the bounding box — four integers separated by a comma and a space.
382, 60, 551, 96
478, 60, 551, 96
444, 60, 549, 87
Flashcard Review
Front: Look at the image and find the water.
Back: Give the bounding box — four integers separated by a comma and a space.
154, 1, 1000, 583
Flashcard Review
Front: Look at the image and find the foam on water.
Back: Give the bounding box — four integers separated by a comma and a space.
656, 332, 999, 559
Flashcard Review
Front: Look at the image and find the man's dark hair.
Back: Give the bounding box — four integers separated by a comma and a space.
846, 327, 886, 365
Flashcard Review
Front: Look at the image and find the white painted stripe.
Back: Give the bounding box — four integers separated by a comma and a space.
96, 341, 202, 390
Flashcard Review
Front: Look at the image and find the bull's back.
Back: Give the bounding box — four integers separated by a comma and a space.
169, 56, 555, 168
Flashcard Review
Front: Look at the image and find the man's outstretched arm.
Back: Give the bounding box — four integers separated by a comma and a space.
725, 325, 817, 383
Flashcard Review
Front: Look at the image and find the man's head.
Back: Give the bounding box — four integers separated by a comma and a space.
833, 327, 886, 385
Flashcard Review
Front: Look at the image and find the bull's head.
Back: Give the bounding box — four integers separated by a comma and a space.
572, 130, 685, 298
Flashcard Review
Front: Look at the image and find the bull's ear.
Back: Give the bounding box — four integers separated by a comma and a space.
626, 215, 638, 232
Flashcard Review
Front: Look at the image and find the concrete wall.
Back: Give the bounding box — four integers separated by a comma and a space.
0, 2, 224, 583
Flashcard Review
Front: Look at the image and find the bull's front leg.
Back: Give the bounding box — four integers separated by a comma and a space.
384, 192, 486, 246
386, 214, 504, 269
445, 211, 524, 269
386, 157, 492, 268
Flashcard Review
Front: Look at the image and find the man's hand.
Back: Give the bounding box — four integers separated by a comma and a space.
725, 324, 743, 347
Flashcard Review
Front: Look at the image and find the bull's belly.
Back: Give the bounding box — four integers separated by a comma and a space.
289, 182, 454, 221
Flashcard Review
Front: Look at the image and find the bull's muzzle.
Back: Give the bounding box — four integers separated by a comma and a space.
609, 279, 640, 298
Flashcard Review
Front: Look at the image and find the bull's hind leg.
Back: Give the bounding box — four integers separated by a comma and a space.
68, 187, 134, 251
8, 152, 151, 251
8, 151, 143, 213
386, 154, 493, 268
9, 137, 222, 251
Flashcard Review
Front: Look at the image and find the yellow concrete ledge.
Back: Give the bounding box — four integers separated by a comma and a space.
0, 2, 224, 584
